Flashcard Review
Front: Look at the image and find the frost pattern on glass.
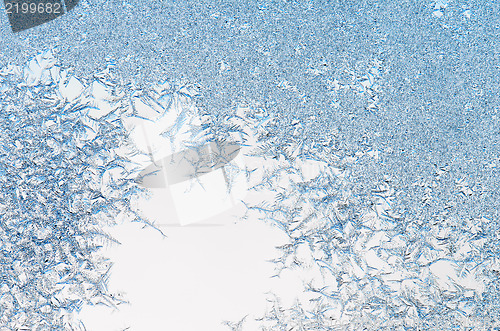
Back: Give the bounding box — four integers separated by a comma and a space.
0, 50, 156, 330
216, 107, 500, 330
114, 63, 500, 329
3, 48, 499, 330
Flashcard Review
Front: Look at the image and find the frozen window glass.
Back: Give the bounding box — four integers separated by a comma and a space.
1, 1, 499, 330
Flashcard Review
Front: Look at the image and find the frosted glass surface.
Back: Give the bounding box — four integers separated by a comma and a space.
1, 1, 499, 330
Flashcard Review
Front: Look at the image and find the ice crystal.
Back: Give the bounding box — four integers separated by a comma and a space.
215, 104, 500, 330
3, 41, 498, 329
0, 50, 154, 330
